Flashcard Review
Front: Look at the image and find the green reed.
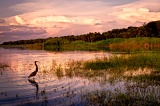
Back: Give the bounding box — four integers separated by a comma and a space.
84, 52, 160, 71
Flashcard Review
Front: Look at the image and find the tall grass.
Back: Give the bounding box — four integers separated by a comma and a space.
26, 43, 44, 50
40, 52, 157, 84
65, 37, 160, 51
84, 53, 160, 71
109, 37, 160, 51
12, 37, 160, 51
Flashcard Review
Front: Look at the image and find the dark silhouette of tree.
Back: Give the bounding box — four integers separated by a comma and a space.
2, 20, 160, 45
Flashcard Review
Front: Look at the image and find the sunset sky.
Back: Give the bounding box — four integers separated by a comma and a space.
0, 0, 160, 44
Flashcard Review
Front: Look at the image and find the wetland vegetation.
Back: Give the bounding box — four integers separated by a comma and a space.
34, 52, 160, 105
0, 20, 160, 105
0, 57, 9, 69
0, 62, 8, 69
1, 48, 160, 105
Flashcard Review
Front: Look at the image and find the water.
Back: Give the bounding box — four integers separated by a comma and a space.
0, 47, 110, 105
0, 47, 159, 106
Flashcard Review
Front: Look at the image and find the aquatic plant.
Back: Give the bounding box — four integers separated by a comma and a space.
49, 52, 160, 85
84, 52, 160, 71
0, 62, 9, 69
55, 64, 64, 78
87, 89, 160, 106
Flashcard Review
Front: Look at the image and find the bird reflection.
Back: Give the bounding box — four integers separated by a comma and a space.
28, 79, 39, 98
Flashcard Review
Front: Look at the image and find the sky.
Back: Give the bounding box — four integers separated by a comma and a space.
0, 0, 160, 44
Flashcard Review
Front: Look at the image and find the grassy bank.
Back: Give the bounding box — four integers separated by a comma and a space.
44, 37, 160, 51
109, 37, 160, 51
2, 37, 160, 52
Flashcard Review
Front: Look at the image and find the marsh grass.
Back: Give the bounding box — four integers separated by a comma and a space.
37, 52, 160, 105
50, 52, 160, 84
84, 52, 160, 71
42, 37, 160, 51
82, 52, 160, 84
55, 64, 64, 78
87, 89, 160, 106
35, 52, 159, 84
109, 37, 160, 52
5, 37, 160, 52
0, 63, 8, 69
39, 60, 66, 79
127, 70, 160, 85
26, 43, 44, 50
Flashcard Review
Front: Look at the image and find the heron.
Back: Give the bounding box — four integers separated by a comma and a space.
28, 61, 39, 78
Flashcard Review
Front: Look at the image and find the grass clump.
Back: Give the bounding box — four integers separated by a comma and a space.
55, 64, 64, 78
84, 53, 160, 71
83, 52, 160, 83
0, 62, 9, 69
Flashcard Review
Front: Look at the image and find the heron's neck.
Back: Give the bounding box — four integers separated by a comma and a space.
35, 62, 38, 72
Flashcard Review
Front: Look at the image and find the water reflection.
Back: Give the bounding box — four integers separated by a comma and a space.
28, 79, 39, 98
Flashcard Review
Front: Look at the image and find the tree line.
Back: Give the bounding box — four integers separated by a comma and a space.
2, 20, 160, 45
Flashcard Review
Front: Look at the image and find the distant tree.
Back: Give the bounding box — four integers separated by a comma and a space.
2, 20, 160, 45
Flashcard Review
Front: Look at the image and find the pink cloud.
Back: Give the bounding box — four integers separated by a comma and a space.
0, 0, 160, 43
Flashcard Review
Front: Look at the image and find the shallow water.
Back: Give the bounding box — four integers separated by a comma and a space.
0, 47, 111, 105
0, 47, 160, 106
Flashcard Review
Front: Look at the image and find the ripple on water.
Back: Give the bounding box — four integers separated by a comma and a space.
0, 48, 160, 105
